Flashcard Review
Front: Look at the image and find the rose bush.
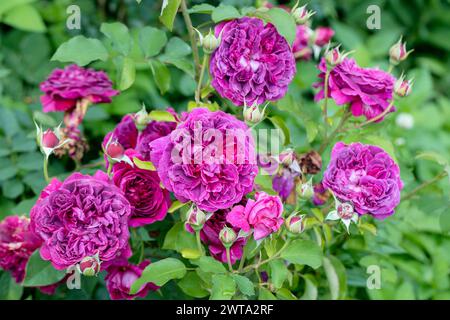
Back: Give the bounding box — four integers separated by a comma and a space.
0, 0, 448, 302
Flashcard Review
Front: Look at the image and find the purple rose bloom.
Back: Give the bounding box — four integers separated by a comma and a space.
113, 149, 171, 227
210, 17, 296, 106
103, 115, 139, 151
227, 192, 284, 240
40, 64, 119, 113
30, 171, 132, 270
314, 58, 396, 122
136, 120, 177, 161
105, 259, 158, 300
323, 142, 403, 219
272, 169, 297, 201
187, 209, 247, 264
292, 25, 312, 60
150, 108, 258, 212
0, 216, 42, 282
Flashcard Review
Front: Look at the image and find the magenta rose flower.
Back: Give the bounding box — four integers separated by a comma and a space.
40, 64, 119, 113
113, 149, 171, 227
103, 110, 177, 162
0, 215, 42, 282
105, 259, 158, 300
314, 58, 396, 121
314, 27, 334, 47
210, 17, 296, 106
30, 171, 132, 270
187, 209, 247, 264
150, 108, 258, 212
323, 142, 403, 219
227, 192, 284, 240
292, 25, 313, 60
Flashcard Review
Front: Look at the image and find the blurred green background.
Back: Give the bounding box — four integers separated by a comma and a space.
0, 0, 449, 299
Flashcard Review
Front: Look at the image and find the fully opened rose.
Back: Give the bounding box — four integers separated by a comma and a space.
30, 171, 131, 270
323, 142, 403, 219
150, 108, 258, 212
210, 17, 296, 106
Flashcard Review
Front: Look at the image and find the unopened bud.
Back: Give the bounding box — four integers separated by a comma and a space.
279, 149, 295, 166
389, 37, 413, 65
324, 44, 353, 67
42, 129, 60, 149
219, 227, 237, 247
313, 27, 334, 47
106, 140, 124, 159
297, 179, 314, 199
77, 255, 101, 277
186, 205, 207, 231
243, 103, 266, 124
134, 106, 149, 131
195, 28, 221, 54
292, 4, 315, 25
337, 202, 354, 220
394, 74, 413, 97
285, 214, 305, 234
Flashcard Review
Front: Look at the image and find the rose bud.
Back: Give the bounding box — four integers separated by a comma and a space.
292, 4, 315, 25
324, 44, 354, 67
186, 205, 207, 231
313, 27, 334, 47
195, 28, 221, 54
389, 37, 413, 65
297, 179, 314, 199
77, 255, 101, 277
134, 105, 149, 131
279, 148, 295, 166
285, 213, 305, 234
337, 202, 354, 220
106, 141, 125, 160
394, 74, 413, 97
42, 129, 60, 149
243, 103, 266, 124
219, 226, 237, 247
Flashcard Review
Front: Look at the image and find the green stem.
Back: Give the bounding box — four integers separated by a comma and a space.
43, 156, 50, 183
318, 107, 352, 153
180, 0, 201, 79
238, 248, 247, 272
226, 247, 234, 272
196, 231, 204, 255
106, 162, 112, 177
242, 239, 291, 273
195, 54, 209, 103
322, 69, 331, 134
388, 64, 394, 73
403, 171, 448, 201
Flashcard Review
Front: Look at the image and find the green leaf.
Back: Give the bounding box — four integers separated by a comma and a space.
168, 200, 188, 213
280, 239, 323, 269
322, 256, 347, 300
265, 8, 296, 45
159, 0, 181, 31
100, 22, 132, 56
130, 258, 186, 293
188, 3, 215, 14
147, 109, 176, 122
300, 275, 318, 300
210, 274, 236, 300
0, 107, 19, 137
117, 57, 136, 91
2, 4, 46, 32
51, 35, 108, 66
0, 166, 18, 182
162, 221, 198, 253
138, 26, 167, 58
232, 274, 255, 296
2, 179, 24, 199
178, 271, 209, 298
258, 287, 277, 300
133, 157, 156, 171
191, 256, 227, 274
0, 272, 23, 300
269, 260, 289, 289
0, 0, 36, 16
276, 288, 297, 300
23, 251, 66, 287
159, 55, 195, 78
211, 5, 241, 23
165, 37, 192, 58
269, 116, 291, 146
149, 60, 171, 94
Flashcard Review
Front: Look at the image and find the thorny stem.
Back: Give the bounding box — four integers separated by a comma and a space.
195, 54, 209, 103
43, 156, 50, 183
403, 170, 448, 201
318, 107, 352, 153
180, 0, 201, 79
226, 247, 234, 272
